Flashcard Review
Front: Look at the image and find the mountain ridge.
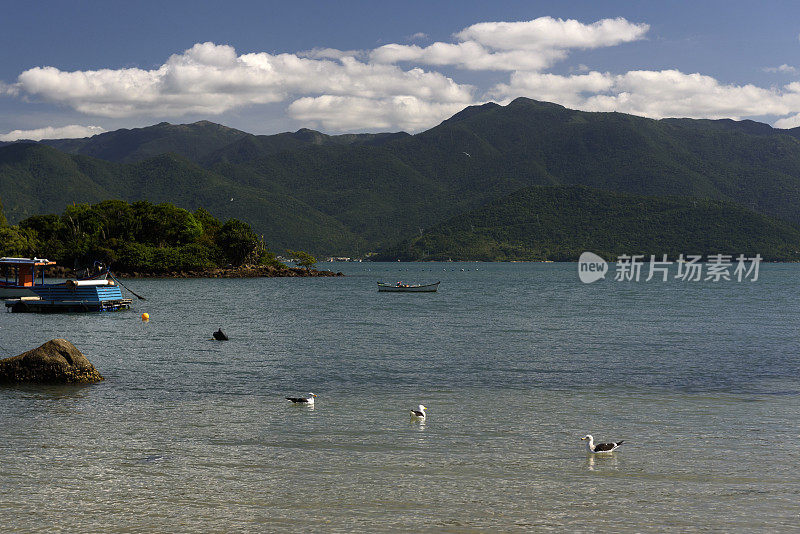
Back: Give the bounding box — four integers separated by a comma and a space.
3, 99, 800, 257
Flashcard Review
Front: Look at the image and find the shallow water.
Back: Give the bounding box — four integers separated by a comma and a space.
1, 263, 799, 532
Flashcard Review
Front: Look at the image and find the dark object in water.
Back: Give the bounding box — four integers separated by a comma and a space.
286, 393, 316, 404
213, 328, 229, 341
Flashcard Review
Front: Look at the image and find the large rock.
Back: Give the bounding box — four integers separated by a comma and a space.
0, 339, 103, 384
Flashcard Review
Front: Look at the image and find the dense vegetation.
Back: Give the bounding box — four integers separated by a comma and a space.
3, 98, 800, 258
375, 186, 800, 261
0, 199, 286, 273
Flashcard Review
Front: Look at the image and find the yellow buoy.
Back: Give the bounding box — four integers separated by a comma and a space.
141, 312, 150, 322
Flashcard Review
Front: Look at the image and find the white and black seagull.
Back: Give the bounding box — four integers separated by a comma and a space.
286, 393, 317, 405
581, 434, 624, 454
410, 404, 427, 420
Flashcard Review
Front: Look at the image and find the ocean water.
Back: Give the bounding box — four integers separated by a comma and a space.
1, 262, 799, 532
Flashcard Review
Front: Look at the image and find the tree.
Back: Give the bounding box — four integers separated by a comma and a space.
0, 226, 37, 256
286, 249, 316, 271
218, 219, 260, 266
0, 196, 7, 227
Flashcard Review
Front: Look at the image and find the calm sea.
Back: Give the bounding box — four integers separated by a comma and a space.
1, 262, 799, 532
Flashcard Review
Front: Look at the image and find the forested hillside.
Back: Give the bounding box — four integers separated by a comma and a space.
3, 98, 800, 258
375, 186, 800, 261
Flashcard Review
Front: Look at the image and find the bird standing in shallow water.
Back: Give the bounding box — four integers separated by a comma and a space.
286, 393, 316, 405
410, 404, 427, 421
581, 434, 624, 454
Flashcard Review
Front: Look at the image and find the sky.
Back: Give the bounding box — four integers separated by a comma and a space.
1, 0, 800, 140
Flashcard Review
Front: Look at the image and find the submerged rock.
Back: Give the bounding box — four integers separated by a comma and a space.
0, 339, 103, 384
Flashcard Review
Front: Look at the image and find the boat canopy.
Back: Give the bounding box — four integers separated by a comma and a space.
1, 258, 55, 287
0, 257, 56, 266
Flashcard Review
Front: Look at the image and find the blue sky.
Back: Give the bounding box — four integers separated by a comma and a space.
2, 0, 800, 140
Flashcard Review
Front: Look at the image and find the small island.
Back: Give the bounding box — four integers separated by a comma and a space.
0, 199, 341, 278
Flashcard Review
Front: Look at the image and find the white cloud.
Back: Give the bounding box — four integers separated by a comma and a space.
407, 32, 428, 42
454, 17, 649, 51
0, 124, 105, 141
490, 69, 800, 121
371, 17, 648, 71
5, 17, 800, 132
775, 113, 800, 128
763, 64, 797, 74
0, 80, 18, 96
298, 47, 365, 60
371, 41, 567, 71
490, 71, 614, 109
8, 42, 473, 129
288, 95, 468, 131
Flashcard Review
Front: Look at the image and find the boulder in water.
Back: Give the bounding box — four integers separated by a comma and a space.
0, 339, 103, 384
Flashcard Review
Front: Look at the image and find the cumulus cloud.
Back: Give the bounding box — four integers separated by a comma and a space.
371, 17, 648, 71
288, 95, 468, 131
0, 80, 18, 96
4, 17, 800, 132
298, 47, 365, 60
8, 42, 472, 126
407, 32, 428, 42
775, 113, 800, 128
763, 64, 797, 74
490, 71, 614, 109
454, 17, 649, 50
490, 69, 800, 120
371, 41, 567, 71
0, 124, 105, 141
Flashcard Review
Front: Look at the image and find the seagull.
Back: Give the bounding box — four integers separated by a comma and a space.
410, 404, 427, 420
462, 151, 471, 157
581, 434, 624, 454
286, 393, 317, 405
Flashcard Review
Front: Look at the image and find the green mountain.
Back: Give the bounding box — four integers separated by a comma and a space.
40, 121, 250, 163
199, 98, 800, 239
375, 185, 800, 261
37, 121, 408, 164
3, 98, 800, 257
377, 99, 800, 225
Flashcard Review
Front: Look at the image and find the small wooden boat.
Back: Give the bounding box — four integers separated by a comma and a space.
377, 281, 440, 293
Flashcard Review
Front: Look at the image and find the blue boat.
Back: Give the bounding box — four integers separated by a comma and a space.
1, 257, 132, 313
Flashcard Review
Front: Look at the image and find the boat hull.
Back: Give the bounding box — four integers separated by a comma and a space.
377, 281, 440, 292
0, 286, 38, 299
5, 297, 132, 313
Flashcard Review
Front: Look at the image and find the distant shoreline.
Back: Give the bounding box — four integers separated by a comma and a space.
42, 264, 343, 279
115, 265, 344, 278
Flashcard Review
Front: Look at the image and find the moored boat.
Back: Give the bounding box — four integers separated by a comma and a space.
377, 281, 440, 292
1, 257, 131, 313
